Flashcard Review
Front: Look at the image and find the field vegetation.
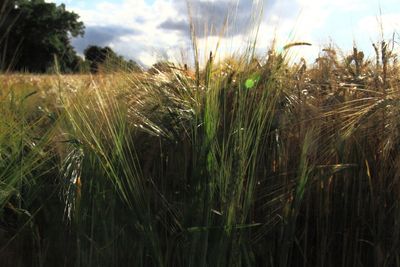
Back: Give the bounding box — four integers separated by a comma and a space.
2, 1, 400, 267
2, 41, 400, 266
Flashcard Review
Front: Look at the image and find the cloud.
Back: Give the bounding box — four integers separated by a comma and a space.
358, 13, 400, 37
72, 25, 142, 54
50, 0, 286, 65
158, 19, 189, 35
158, 0, 273, 38
53, 0, 400, 67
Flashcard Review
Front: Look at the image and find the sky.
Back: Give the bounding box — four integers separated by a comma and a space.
48, 0, 400, 67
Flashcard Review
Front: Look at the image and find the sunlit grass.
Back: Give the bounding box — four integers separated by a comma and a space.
1, 1, 400, 265
1, 40, 400, 266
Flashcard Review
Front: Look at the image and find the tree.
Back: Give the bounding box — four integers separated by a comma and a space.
0, 0, 84, 73
84, 45, 116, 73
84, 45, 142, 73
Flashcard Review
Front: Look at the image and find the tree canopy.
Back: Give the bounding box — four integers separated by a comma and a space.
0, 0, 84, 73
84, 46, 117, 73
84, 45, 142, 73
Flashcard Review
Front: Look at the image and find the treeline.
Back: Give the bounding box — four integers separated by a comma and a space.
83, 45, 142, 73
0, 0, 141, 73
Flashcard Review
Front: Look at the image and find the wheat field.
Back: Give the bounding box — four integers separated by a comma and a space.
1, 42, 400, 266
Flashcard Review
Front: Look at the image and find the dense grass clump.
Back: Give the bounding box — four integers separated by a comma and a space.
1, 40, 400, 266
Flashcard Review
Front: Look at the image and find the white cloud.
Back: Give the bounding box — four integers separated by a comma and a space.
358, 13, 400, 38
47, 0, 400, 66
66, 0, 188, 66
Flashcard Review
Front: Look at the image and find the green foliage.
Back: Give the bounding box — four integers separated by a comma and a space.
84, 45, 142, 73
0, 0, 84, 73
84, 46, 115, 73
